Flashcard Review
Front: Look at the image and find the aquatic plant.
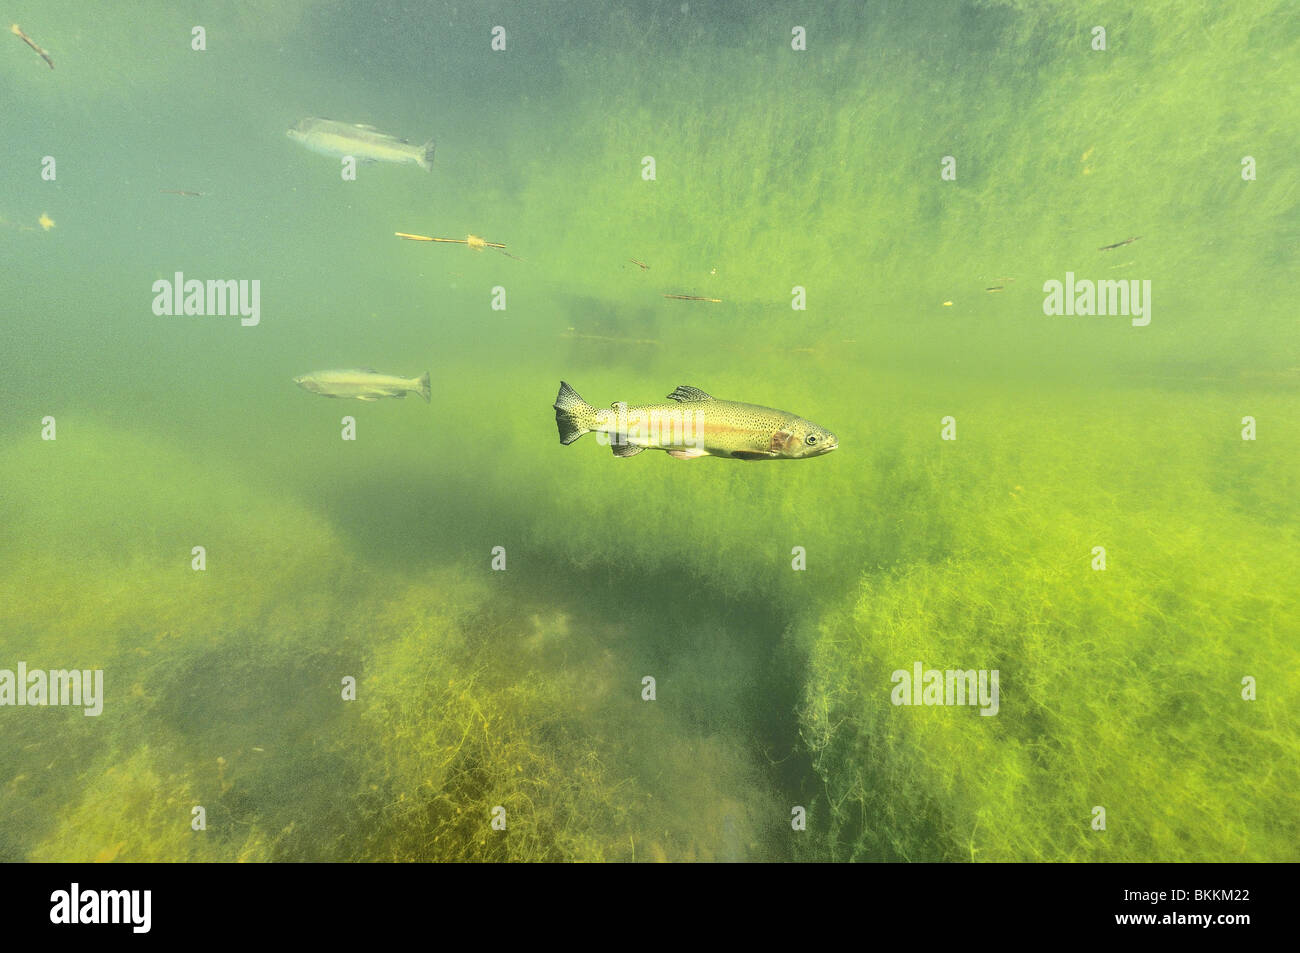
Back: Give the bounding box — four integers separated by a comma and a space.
796, 397, 1300, 861
1, 0, 1294, 865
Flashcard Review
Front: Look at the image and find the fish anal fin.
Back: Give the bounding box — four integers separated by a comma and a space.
612, 443, 645, 458
666, 385, 713, 402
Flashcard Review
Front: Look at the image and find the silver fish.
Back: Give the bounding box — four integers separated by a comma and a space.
287, 118, 435, 171
294, 368, 431, 403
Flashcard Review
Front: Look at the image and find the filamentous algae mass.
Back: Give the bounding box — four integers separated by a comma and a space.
0, 0, 1295, 866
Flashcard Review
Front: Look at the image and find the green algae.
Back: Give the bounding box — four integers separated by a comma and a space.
0, 425, 783, 862
0, 0, 1296, 863
796, 391, 1300, 861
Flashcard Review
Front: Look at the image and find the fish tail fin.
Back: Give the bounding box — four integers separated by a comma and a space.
418, 139, 436, 172
417, 371, 431, 403
554, 381, 597, 446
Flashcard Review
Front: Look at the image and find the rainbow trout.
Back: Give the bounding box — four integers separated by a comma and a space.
287, 118, 436, 171
294, 368, 431, 402
553, 382, 838, 460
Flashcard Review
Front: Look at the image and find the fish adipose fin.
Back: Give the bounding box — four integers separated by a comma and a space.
612, 443, 645, 457
666, 385, 713, 402
419, 140, 436, 172
554, 381, 598, 446
417, 371, 431, 403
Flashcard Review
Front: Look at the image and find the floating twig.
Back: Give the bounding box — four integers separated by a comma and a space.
395, 231, 524, 261
562, 328, 659, 346
663, 293, 722, 303
395, 231, 503, 248
11, 24, 54, 69
160, 189, 204, 197
1099, 236, 1140, 251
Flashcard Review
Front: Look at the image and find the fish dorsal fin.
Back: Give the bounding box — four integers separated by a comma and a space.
667, 385, 713, 402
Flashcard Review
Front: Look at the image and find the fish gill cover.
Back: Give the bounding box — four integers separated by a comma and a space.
0, 0, 1295, 864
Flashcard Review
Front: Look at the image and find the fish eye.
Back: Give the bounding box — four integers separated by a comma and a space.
805, 434, 818, 445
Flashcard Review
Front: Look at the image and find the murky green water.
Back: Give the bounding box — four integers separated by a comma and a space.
1, 0, 1296, 862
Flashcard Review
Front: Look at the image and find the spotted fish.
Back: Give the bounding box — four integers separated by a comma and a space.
553, 382, 837, 460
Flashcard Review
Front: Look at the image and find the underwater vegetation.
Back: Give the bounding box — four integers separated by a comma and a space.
4, 377, 1294, 863
796, 388, 1300, 861
1, 0, 1296, 863
1, 426, 783, 862
800, 547, 1299, 862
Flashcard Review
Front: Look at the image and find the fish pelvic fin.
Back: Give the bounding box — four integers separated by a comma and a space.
554, 381, 598, 446
418, 139, 436, 172
417, 371, 431, 403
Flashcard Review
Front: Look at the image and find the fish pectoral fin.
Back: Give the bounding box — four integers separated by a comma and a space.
612, 443, 645, 457
666, 385, 714, 402
667, 449, 707, 460
731, 450, 776, 460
